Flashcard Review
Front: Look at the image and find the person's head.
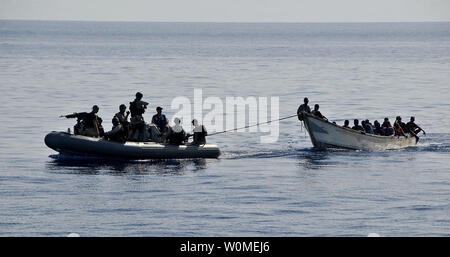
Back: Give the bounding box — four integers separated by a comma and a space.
314, 104, 319, 111
174, 117, 181, 125
119, 104, 126, 113
396, 116, 402, 122
344, 120, 349, 126
384, 117, 389, 122
304, 97, 309, 104
92, 105, 99, 113
410, 116, 415, 122
374, 120, 380, 127
365, 119, 370, 124
156, 106, 163, 115
192, 119, 198, 126
135, 92, 143, 100
354, 119, 359, 125
362, 120, 366, 126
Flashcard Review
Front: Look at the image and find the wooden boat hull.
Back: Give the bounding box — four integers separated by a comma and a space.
302, 113, 417, 151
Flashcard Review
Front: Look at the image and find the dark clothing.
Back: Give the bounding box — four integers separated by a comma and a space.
297, 104, 311, 120
129, 99, 148, 117
152, 114, 168, 132
352, 125, 365, 132
406, 121, 422, 134
382, 127, 394, 136
381, 121, 394, 136
364, 123, 374, 134
374, 125, 383, 135
382, 121, 392, 129
66, 112, 104, 137
114, 112, 129, 126
311, 110, 325, 119
129, 116, 146, 142
167, 130, 186, 145
193, 125, 208, 145
66, 112, 102, 129
394, 121, 408, 136
104, 124, 127, 143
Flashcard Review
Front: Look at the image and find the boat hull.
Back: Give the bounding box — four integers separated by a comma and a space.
302, 114, 417, 151
44, 131, 221, 159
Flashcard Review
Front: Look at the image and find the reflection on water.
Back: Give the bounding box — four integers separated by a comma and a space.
296, 148, 333, 170
46, 154, 209, 176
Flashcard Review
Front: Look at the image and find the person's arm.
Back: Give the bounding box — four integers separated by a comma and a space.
64, 113, 79, 119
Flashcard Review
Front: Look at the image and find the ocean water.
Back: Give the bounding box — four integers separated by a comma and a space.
0, 20, 450, 236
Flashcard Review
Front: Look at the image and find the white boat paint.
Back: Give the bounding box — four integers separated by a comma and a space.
302, 113, 417, 151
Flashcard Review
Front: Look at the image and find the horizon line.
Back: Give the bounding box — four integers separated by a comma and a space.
1, 18, 450, 24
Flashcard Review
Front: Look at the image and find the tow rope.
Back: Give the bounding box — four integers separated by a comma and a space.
207, 114, 298, 137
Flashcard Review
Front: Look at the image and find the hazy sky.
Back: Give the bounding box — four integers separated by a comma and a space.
1, 0, 450, 22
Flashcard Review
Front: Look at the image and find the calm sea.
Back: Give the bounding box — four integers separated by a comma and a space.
0, 20, 450, 236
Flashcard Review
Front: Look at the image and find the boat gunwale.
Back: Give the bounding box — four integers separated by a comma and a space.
48, 131, 219, 148
302, 112, 417, 140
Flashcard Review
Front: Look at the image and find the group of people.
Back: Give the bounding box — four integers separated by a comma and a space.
297, 97, 426, 137
63, 92, 208, 145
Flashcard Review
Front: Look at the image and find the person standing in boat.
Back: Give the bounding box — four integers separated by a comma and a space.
129, 92, 149, 141
352, 119, 364, 132
63, 105, 104, 137
311, 104, 327, 120
406, 116, 426, 135
297, 97, 311, 121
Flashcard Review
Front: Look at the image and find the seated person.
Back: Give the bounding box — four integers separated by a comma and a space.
343, 120, 350, 128
311, 104, 326, 120
114, 104, 130, 126
363, 119, 374, 134
381, 117, 394, 136
394, 116, 408, 137
373, 120, 383, 135
151, 106, 169, 133
190, 119, 208, 145
166, 118, 186, 145
352, 119, 364, 132
148, 124, 163, 143
103, 117, 127, 143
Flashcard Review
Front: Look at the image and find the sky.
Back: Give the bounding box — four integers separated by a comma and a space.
1, 0, 450, 22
